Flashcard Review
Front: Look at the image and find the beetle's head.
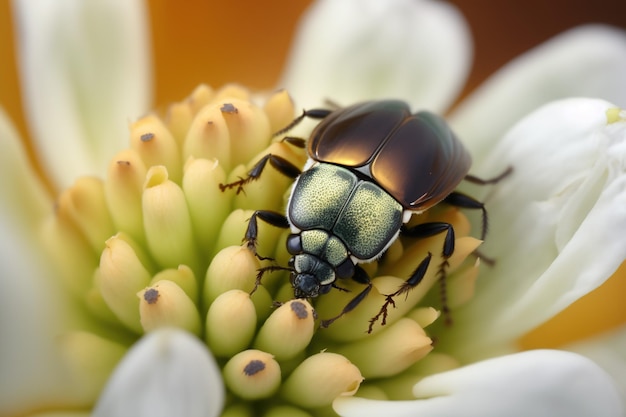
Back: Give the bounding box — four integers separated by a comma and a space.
289, 254, 334, 299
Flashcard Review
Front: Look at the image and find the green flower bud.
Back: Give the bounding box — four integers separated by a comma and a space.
131, 113, 182, 184
203, 245, 259, 305
58, 331, 127, 402
263, 405, 313, 417
224, 350, 281, 400
142, 166, 198, 272
206, 290, 257, 357
104, 148, 147, 244
97, 234, 151, 333
221, 404, 254, 417
149, 265, 198, 304
184, 102, 232, 169
335, 318, 432, 378
57, 176, 115, 253
281, 352, 362, 408
254, 300, 315, 361
137, 280, 202, 335
182, 157, 230, 255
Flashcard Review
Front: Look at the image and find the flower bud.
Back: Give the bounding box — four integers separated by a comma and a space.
335, 318, 432, 378
219, 99, 271, 169
41, 213, 96, 296
131, 114, 182, 183
254, 300, 315, 361
263, 89, 296, 134
137, 280, 202, 335
203, 245, 259, 305
206, 290, 257, 357
187, 84, 216, 114
211, 84, 251, 103
104, 148, 147, 244
281, 352, 362, 408
263, 405, 313, 417
223, 350, 281, 400
221, 404, 254, 417
183, 102, 232, 168
406, 306, 440, 329
58, 331, 127, 402
97, 234, 151, 333
447, 256, 480, 309
142, 166, 198, 271
182, 157, 230, 254
56, 176, 115, 253
150, 265, 198, 304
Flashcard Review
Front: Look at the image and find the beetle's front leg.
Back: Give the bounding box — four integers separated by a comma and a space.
320, 265, 373, 329
245, 210, 290, 260
219, 153, 302, 194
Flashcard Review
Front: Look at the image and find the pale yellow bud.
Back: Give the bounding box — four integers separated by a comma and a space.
203, 245, 259, 304
205, 289, 257, 357
182, 157, 230, 255
263, 89, 296, 134
281, 352, 362, 408
210, 84, 251, 103
335, 318, 432, 378
254, 300, 315, 361
149, 265, 198, 304
58, 331, 127, 403
56, 176, 115, 253
97, 234, 151, 333
104, 148, 147, 244
187, 84, 216, 114
137, 280, 202, 335
41, 214, 97, 296
131, 114, 182, 183
142, 166, 198, 271
183, 102, 232, 168
219, 99, 271, 169
223, 350, 281, 400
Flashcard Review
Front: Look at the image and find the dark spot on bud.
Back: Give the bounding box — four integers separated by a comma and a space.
140, 132, 154, 142
243, 360, 265, 376
116, 160, 131, 166
290, 301, 308, 319
220, 103, 238, 114
144, 288, 160, 304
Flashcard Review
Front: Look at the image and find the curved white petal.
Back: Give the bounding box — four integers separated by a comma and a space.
567, 325, 626, 407
12, 0, 152, 189
279, 0, 471, 112
0, 109, 80, 414
334, 350, 623, 417
450, 25, 626, 167
445, 98, 626, 359
93, 329, 224, 417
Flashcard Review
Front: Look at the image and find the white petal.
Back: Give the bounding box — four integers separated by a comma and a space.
450, 25, 626, 166
334, 350, 623, 417
0, 109, 79, 414
12, 0, 152, 189
567, 325, 626, 406
445, 98, 626, 359
93, 329, 224, 417
279, 0, 471, 112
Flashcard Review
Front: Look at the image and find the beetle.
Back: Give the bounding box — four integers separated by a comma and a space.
220, 100, 509, 332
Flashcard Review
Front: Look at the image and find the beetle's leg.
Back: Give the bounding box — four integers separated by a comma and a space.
464, 166, 512, 185
401, 222, 456, 325
272, 108, 333, 137
244, 210, 290, 259
252, 265, 293, 295
320, 266, 373, 329
369, 252, 433, 333
219, 153, 302, 194
444, 192, 488, 240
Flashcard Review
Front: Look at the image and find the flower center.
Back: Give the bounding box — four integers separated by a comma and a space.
43, 84, 480, 413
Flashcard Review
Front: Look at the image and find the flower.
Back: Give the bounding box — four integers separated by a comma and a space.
2, 1, 626, 417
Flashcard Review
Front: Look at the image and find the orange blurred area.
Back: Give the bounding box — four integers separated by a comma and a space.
520, 261, 626, 349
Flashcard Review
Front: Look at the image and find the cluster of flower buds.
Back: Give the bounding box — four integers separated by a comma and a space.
43, 84, 481, 414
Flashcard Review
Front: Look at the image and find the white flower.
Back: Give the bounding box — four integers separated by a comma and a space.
2, 0, 626, 416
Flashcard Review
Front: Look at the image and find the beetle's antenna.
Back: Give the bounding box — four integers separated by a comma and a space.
272, 110, 308, 138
